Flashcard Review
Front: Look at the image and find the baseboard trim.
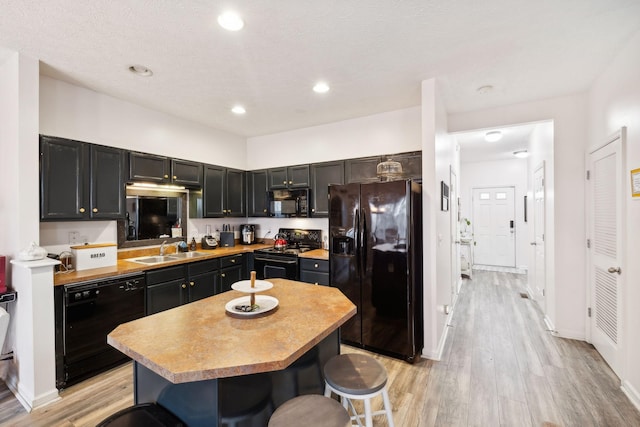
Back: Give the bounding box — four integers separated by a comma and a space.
622, 380, 640, 413
6, 368, 59, 412
543, 315, 558, 336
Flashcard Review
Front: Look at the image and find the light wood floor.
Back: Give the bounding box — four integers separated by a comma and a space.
1, 270, 639, 426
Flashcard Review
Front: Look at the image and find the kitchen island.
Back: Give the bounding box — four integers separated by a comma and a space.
107, 278, 355, 426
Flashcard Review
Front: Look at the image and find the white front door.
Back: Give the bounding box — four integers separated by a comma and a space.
472, 187, 516, 267
532, 163, 546, 310
588, 129, 625, 378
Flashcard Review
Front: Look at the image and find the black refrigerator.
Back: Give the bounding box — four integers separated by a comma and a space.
329, 179, 423, 362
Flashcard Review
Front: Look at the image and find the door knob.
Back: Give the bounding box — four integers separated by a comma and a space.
608, 267, 622, 275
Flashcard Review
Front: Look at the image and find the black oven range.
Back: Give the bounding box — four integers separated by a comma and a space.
253, 228, 322, 280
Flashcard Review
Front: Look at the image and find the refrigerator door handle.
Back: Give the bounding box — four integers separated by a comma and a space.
361, 208, 367, 270
355, 207, 360, 275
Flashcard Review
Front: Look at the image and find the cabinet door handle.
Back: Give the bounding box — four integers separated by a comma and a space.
190, 281, 195, 286
92, 208, 98, 213
314, 263, 319, 268
181, 283, 187, 289
263, 209, 267, 213
223, 209, 227, 213
164, 174, 169, 179
289, 180, 293, 184
79, 207, 85, 213
221, 273, 226, 277
173, 175, 177, 180
231, 259, 236, 263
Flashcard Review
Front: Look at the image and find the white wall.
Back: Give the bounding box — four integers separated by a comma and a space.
588, 28, 640, 408
38, 77, 248, 251
460, 158, 530, 270
246, 107, 421, 170
448, 93, 588, 340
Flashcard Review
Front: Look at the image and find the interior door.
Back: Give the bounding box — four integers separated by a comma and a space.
532, 163, 546, 310
472, 187, 516, 267
588, 129, 625, 378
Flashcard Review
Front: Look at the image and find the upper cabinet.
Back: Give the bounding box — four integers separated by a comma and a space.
345, 156, 382, 183
247, 170, 269, 217
268, 165, 310, 189
310, 161, 345, 217
193, 165, 245, 218
129, 152, 203, 188
386, 151, 422, 180
40, 135, 126, 221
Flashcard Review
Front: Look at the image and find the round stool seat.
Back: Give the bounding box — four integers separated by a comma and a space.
97, 403, 185, 427
324, 353, 387, 395
268, 395, 350, 427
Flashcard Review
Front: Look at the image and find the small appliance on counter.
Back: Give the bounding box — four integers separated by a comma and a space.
240, 224, 256, 245
220, 224, 235, 247
201, 225, 218, 249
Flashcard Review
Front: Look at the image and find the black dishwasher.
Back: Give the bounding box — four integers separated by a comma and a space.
55, 273, 145, 389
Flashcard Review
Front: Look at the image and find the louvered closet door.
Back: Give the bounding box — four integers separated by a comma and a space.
589, 131, 624, 378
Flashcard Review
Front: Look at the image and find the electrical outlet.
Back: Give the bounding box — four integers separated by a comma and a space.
68, 231, 80, 245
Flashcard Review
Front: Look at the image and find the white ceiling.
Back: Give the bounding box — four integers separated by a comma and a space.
454, 123, 538, 163
1, 1, 639, 138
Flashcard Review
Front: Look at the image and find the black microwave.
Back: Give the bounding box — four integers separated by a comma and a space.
267, 189, 310, 217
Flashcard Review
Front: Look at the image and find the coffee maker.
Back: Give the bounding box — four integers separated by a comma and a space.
240, 224, 255, 245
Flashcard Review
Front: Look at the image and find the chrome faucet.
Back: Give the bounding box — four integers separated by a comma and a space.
160, 240, 168, 256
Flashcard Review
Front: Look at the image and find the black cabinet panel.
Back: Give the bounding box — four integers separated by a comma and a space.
268, 165, 310, 190
188, 270, 218, 302
90, 145, 126, 219
345, 156, 382, 183
40, 135, 125, 221
147, 279, 185, 315
129, 152, 170, 183
219, 254, 246, 292
226, 169, 246, 217
40, 136, 85, 220
300, 258, 329, 286
310, 161, 344, 217
248, 170, 268, 217
172, 159, 203, 187
268, 167, 288, 190
388, 151, 422, 179
203, 165, 225, 217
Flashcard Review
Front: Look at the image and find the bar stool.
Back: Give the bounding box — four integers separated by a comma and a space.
323, 353, 395, 427
268, 395, 350, 427
97, 403, 185, 426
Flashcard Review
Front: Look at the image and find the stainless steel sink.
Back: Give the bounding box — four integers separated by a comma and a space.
168, 252, 208, 259
128, 255, 178, 264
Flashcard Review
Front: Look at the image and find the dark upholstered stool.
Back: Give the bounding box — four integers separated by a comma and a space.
97, 403, 185, 427
268, 395, 350, 427
323, 353, 394, 427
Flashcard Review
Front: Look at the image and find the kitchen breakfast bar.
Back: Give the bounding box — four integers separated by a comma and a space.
107, 279, 356, 426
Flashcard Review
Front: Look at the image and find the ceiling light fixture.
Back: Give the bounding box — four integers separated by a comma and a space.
217, 11, 244, 31
313, 82, 330, 94
484, 130, 503, 142
231, 105, 246, 115
128, 65, 153, 77
513, 150, 529, 158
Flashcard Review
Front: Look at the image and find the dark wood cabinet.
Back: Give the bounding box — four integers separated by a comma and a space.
225, 168, 246, 217
129, 152, 170, 183
299, 258, 329, 286
310, 161, 344, 217
219, 254, 246, 292
40, 135, 125, 221
268, 165, 310, 189
146, 259, 219, 315
345, 156, 382, 183
129, 153, 203, 188
171, 159, 203, 187
202, 165, 225, 217
388, 151, 422, 180
248, 169, 269, 217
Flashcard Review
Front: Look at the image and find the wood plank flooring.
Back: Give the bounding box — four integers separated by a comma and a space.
1, 269, 639, 426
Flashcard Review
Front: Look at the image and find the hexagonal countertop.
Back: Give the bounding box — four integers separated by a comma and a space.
107, 279, 356, 384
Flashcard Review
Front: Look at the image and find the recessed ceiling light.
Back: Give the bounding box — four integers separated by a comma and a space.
217, 11, 244, 31
313, 82, 330, 94
513, 150, 529, 158
484, 130, 503, 142
128, 65, 153, 77
231, 105, 246, 115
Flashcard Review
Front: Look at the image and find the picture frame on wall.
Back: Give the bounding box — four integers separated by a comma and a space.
441, 181, 449, 211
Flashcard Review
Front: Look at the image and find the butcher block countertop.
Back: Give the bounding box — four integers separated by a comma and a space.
107, 279, 355, 383
53, 244, 273, 286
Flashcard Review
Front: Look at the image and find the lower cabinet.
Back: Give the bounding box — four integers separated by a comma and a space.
146, 259, 220, 315
219, 254, 246, 292
299, 258, 329, 286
